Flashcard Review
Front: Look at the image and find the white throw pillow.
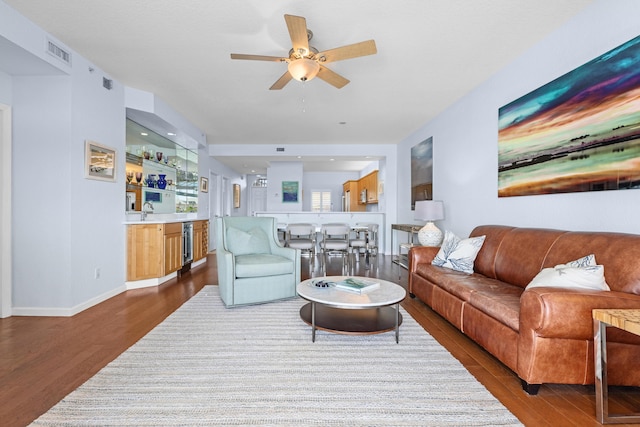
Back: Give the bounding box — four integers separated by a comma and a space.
431, 230, 486, 274
527, 254, 610, 291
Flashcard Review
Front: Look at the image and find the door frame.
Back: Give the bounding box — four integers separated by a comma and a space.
1, 103, 12, 318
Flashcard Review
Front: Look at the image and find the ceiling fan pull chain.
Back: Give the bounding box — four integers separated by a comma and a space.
301, 81, 307, 113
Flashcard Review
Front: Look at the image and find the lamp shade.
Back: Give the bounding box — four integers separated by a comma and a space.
414, 200, 445, 246
414, 200, 444, 221
288, 58, 320, 82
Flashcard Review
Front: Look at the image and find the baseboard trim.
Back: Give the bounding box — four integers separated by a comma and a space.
12, 285, 127, 317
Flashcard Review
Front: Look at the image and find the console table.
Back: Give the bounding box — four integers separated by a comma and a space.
390, 224, 421, 277
593, 309, 640, 424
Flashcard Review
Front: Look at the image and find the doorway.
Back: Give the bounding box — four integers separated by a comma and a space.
1, 103, 12, 318
209, 171, 220, 251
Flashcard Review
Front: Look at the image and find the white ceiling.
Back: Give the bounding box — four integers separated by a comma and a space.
4, 0, 594, 174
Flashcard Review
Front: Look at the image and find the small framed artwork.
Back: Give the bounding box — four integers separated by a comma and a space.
233, 184, 240, 208
85, 140, 116, 182
200, 177, 209, 193
282, 181, 299, 203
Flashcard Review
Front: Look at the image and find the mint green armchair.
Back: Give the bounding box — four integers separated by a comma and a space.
216, 216, 301, 307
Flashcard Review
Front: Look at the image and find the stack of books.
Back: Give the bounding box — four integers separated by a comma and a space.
332, 277, 380, 294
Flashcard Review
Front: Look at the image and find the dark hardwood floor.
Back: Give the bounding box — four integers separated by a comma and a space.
1, 252, 638, 426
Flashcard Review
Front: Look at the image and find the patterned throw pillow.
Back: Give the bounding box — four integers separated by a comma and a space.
564, 253, 596, 268
431, 230, 486, 274
527, 254, 610, 291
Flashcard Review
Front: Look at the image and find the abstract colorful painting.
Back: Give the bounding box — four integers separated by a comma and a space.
498, 35, 640, 197
411, 137, 433, 209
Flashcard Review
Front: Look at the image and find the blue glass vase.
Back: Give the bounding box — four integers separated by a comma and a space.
157, 174, 167, 190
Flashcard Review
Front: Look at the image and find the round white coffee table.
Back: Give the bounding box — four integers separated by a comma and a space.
297, 276, 407, 343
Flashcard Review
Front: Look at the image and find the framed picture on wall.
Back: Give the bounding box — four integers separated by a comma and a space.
233, 184, 240, 208
282, 181, 299, 203
85, 140, 116, 182
200, 177, 209, 193
410, 137, 433, 209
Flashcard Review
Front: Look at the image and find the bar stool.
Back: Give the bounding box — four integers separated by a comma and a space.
319, 223, 351, 273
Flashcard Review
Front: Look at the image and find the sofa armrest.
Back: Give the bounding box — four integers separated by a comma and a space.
520, 287, 640, 339
408, 246, 439, 273
408, 246, 439, 294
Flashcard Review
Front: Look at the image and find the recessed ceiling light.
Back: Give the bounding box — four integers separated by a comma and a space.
167, 132, 176, 136
330, 158, 335, 161
251, 170, 256, 173
140, 132, 148, 136
297, 156, 302, 159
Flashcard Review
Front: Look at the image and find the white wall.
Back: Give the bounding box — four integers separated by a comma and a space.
303, 171, 359, 212
397, 0, 640, 238
2, 2, 214, 315
267, 161, 304, 211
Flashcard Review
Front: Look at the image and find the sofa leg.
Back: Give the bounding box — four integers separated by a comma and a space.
409, 293, 415, 298
521, 380, 541, 395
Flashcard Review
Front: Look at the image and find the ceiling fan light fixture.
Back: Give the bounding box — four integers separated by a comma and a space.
288, 58, 320, 82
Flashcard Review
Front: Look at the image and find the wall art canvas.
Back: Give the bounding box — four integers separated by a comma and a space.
498, 35, 640, 197
282, 181, 299, 203
411, 137, 433, 209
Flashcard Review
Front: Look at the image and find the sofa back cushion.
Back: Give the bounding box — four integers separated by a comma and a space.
470, 226, 565, 289
544, 232, 640, 294
470, 225, 514, 279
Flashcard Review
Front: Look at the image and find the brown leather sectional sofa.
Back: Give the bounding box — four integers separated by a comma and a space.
408, 225, 640, 394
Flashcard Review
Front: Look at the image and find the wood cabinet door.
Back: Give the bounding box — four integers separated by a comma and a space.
163, 231, 183, 275
367, 171, 378, 203
127, 224, 163, 281
193, 228, 204, 261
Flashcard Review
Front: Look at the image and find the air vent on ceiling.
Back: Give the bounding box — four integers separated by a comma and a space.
46, 38, 72, 66
276, 147, 285, 152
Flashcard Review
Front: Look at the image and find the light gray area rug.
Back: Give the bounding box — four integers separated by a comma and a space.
32, 286, 522, 426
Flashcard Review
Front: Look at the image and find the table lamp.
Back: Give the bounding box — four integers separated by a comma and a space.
414, 200, 445, 246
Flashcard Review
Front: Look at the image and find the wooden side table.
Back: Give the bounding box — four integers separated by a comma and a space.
592, 309, 640, 424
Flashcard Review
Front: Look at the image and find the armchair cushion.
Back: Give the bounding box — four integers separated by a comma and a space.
226, 226, 271, 255
235, 254, 295, 278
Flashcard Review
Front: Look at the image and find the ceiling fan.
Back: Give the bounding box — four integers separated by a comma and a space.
230, 14, 377, 90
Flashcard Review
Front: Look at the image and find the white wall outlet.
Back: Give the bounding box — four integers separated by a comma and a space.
94, 268, 100, 279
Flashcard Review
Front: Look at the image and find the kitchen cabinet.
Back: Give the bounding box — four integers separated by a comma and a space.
342, 180, 365, 212
357, 170, 378, 204
193, 220, 209, 262
127, 222, 183, 281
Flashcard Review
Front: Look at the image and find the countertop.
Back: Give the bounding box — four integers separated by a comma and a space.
123, 213, 203, 225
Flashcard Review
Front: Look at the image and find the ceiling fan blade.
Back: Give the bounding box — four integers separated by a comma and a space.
316, 40, 377, 64
269, 71, 293, 90
317, 65, 350, 89
230, 53, 287, 62
284, 14, 310, 57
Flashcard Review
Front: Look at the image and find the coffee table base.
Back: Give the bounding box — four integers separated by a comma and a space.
300, 302, 403, 342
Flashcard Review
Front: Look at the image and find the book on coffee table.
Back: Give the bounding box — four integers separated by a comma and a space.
332, 277, 380, 294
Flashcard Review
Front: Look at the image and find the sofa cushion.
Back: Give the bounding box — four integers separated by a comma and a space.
467, 285, 523, 331
234, 254, 293, 278
432, 230, 486, 274
416, 264, 519, 304
226, 226, 271, 255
